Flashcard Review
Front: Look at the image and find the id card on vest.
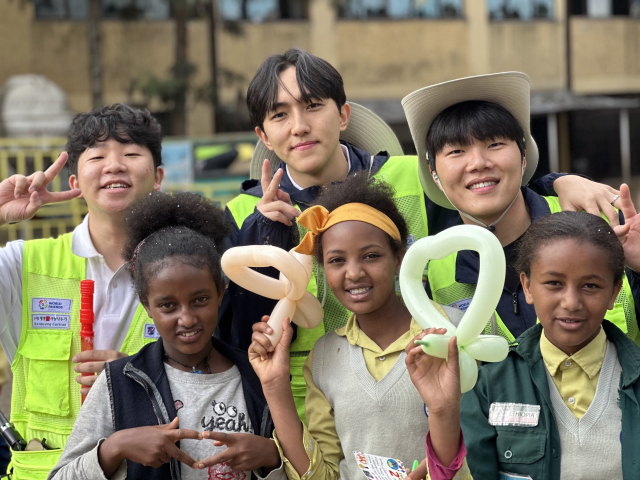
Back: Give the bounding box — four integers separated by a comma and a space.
31, 297, 72, 329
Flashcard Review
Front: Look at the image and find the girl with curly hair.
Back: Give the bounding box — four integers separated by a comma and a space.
248, 173, 463, 480
50, 192, 285, 480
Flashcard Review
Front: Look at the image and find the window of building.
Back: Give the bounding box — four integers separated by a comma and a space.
569, 0, 640, 16
35, 0, 169, 19
488, 0, 554, 19
219, 0, 308, 21
337, 0, 463, 19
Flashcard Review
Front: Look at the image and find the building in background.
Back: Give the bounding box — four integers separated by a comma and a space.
0, 0, 639, 189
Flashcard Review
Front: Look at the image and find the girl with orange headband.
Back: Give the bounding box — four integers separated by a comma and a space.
248, 174, 462, 480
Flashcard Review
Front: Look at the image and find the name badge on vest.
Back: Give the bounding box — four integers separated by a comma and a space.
31, 297, 72, 329
144, 323, 161, 339
489, 403, 540, 427
31, 297, 72, 314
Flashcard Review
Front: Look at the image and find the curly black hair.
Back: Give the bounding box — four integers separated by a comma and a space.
515, 211, 625, 285
123, 191, 230, 305
66, 103, 162, 176
309, 173, 409, 264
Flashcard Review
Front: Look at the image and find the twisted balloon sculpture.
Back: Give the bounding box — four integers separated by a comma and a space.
399, 225, 509, 392
221, 246, 324, 345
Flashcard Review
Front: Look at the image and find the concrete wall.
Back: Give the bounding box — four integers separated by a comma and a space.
1, 0, 640, 136
571, 17, 640, 94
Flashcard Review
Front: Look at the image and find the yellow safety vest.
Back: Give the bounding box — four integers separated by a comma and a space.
227, 155, 429, 422
427, 196, 639, 346
10, 233, 155, 479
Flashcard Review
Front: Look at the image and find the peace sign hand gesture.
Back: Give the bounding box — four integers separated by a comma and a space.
613, 184, 640, 273
0, 152, 81, 226
255, 159, 299, 226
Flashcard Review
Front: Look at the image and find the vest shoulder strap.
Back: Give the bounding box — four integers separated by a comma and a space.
23, 233, 84, 279
226, 194, 261, 230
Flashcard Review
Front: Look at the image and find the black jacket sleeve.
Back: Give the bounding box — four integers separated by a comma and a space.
215, 206, 298, 351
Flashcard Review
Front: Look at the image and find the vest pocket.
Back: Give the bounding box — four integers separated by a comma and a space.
19, 330, 72, 417
495, 427, 546, 464
10, 448, 63, 480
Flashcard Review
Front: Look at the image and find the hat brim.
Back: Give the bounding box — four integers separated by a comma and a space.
401, 72, 538, 210
249, 101, 404, 179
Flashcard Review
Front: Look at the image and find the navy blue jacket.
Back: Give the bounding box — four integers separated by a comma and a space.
104, 337, 274, 480
217, 142, 564, 350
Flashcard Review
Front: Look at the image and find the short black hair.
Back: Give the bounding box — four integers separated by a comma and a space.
426, 101, 525, 171
309, 173, 408, 264
247, 48, 346, 131
66, 103, 163, 176
123, 191, 230, 306
515, 211, 625, 285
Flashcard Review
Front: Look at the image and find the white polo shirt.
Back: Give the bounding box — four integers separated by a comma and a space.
0, 215, 140, 364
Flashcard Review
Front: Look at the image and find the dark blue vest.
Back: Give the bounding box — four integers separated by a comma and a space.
105, 337, 274, 480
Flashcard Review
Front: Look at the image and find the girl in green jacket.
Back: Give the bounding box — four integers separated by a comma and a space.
406, 187, 640, 480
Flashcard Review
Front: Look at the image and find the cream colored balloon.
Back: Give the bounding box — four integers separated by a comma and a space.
221, 245, 323, 345
399, 225, 509, 392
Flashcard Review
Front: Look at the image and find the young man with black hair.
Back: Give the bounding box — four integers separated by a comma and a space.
220, 50, 619, 424
402, 72, 639, 345
0, 103, 164, 478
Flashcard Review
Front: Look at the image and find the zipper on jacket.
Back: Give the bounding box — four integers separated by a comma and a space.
125, 369, 181, 480
512, 291, 519, 315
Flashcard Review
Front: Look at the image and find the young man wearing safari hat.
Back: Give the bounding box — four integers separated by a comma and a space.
221, 51, 617, 423
401, 71, 639, 345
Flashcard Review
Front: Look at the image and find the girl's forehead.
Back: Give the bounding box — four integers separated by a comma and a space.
531, 239, 613, 276
323, 221, 392, 248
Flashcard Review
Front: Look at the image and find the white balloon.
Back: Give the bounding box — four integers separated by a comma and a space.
400, 225, 510, 392
221, 246, 323, 345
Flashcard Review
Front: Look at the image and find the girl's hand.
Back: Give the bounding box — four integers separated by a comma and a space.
405, 328, 462, 416
249, 316, 293, 391
613, 184, 640, 272
198, 432, 281, 472
98, 417, 201, 477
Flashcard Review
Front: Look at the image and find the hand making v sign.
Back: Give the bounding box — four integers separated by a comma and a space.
0, 152, 81, 226
255, 159, 300, 226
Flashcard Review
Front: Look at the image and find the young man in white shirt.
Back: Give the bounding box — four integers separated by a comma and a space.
0, 103, 164, 477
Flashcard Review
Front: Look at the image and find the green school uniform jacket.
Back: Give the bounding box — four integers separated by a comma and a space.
460, 321, 640, 480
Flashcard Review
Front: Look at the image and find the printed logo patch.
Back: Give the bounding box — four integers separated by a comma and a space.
32, 314, 70, 329
143, 323, 161, 339
448, 298, 472, 312
31, 298, 72, 313
489, 403, 540, 427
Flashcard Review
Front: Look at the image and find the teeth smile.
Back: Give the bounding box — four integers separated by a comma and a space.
105, 183, 129, 189
469, 181, 497, 190
180, 331, 198, 337
349, 287, 371, 295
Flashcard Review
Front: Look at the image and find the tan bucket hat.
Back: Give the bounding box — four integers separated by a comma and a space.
401, 72, 538, 210
249, 101, 404, 180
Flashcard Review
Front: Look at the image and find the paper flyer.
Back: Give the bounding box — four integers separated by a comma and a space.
353, 451, 408, 480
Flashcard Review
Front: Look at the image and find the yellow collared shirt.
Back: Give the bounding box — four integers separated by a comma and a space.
275, 304, 447, 480
540, 327, 607, 420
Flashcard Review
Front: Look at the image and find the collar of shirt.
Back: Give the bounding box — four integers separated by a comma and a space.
455, 187, 552, 285
540, 326, 607, 378
71, 214, 101, 258
334, 313, 424, 356
286, 144, 351, 191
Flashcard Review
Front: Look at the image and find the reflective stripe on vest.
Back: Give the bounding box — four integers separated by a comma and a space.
11, 233, 154, 478
428, 196, 640, 346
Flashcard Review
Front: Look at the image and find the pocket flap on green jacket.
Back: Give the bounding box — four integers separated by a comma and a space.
19, 330, 72, 361
496, 427, 547, 464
